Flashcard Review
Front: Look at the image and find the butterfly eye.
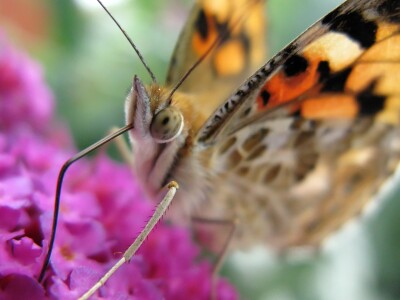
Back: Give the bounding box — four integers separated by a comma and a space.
150, 107, 184, 143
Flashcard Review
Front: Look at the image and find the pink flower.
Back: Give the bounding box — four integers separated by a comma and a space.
0, 33, 238, 299
0, 33, 54, 132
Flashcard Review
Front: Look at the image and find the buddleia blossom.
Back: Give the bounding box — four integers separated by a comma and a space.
0, 33, 238, 300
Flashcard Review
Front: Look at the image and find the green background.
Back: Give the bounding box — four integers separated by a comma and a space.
2, 0, 399, 299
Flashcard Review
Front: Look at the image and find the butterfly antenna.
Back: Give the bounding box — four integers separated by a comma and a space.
38, 124, 134, 283
96, 0, 157, 83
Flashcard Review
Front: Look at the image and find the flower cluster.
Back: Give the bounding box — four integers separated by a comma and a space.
0, 33, 238, 299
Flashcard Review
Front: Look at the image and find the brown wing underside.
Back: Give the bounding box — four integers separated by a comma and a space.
197, 117, 400, 249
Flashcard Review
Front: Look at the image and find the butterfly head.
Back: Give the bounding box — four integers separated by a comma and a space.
124, 76, 188, 196
125, 76, 186, 141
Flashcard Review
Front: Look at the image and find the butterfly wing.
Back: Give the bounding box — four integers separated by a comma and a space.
194, 0, 400, 249
166, 0, 266, 118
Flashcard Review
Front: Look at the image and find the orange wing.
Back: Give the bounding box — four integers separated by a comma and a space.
165, 0, 267, 119
198, 0, 400, 144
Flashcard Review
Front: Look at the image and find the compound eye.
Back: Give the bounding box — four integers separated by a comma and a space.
150, 107, 184, 143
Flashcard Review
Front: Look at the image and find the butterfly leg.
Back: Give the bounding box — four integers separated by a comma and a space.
191, 216, 238, 300
108, 126, 135, 168
79, 181, 179, 300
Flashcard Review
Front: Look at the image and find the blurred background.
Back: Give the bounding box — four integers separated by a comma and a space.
1, 0, 399, 299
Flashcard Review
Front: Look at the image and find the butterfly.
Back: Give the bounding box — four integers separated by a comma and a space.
42, 0, 400, 297
127, 0, 400, 250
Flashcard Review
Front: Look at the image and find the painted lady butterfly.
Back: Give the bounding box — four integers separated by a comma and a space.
42, 0, 400, 298
128, 0, 400, 252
